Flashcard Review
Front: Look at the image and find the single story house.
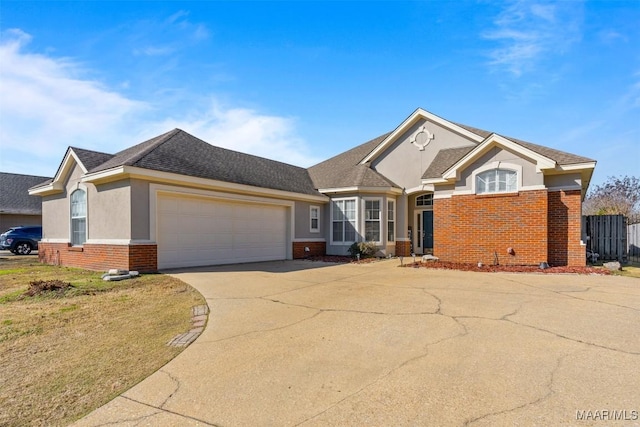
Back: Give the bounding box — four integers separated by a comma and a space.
1, 172, 51, 231
30, 108, 595, 271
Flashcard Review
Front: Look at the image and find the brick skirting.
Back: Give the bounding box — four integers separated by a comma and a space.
292, 241, 326, 259
433, 189, 585, 266
395, 240, 411, 257
38, 242, 158, 272
434, 190, 549, 266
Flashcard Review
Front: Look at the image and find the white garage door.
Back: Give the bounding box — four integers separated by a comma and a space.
157, 194, 288, 269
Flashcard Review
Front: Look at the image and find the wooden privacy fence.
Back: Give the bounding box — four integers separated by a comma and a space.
584, 215, 627, 262
628, 214, 640, 264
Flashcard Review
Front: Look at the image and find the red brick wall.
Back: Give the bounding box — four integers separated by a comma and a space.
395, 240, 411, 257
292, 241, 326, 258
39, 242, 157, 272
434, 190, 548, 265
548, 190, 585, 266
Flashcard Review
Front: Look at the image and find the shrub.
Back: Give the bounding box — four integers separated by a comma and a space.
347, 242, 378, 259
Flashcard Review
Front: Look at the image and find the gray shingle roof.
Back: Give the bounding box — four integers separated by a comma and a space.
308, 133, 397, 189
0, 172, 51, 215
71, 147, 115, 171
453, 122, 595, 165
422, 146, 476, 179
89, 129, 321, 196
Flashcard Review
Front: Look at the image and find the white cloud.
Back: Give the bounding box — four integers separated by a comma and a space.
0, 29, 145, 160
0, 29, 319, 177
147, 102, 321, 167
483, 1, 583, 76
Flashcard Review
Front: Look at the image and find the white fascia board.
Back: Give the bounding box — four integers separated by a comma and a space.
419, 178, 449, 185
318, 186, 403, 195
83, 165, 330, 203
442, 134, 557, 180
55, 148, 88, 181
30, 148, 88, 196
360, 108, 485, 165
28, 182, 64, 196
548, 161, 597, 173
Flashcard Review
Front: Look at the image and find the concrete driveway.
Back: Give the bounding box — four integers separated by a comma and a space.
76, 259, 640, 426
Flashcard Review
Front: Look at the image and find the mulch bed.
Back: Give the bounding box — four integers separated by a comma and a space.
402, 261, 611, 275
304, 256, 611, 275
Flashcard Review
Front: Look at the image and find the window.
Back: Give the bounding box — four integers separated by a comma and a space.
364, 199, 381, 242
476, 169, 517, 194
70, 189, 87, 246
332, 199, 356, 243
416, 194, 433, 207
310, 206, 320, 233
387, 200, 395, 242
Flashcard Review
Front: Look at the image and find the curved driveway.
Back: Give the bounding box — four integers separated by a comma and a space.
76, 260, 640, 426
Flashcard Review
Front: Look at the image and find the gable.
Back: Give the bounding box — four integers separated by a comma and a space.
454, 145, 543, 191
371, 117, 478, 190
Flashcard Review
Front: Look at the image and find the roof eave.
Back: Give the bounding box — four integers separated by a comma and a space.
83, 165, 329, 202
28, 182, 64, 196
318, 186, 403, 195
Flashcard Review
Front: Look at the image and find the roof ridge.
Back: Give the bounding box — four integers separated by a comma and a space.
69, 146, 113, 156
125, 128, 182, 167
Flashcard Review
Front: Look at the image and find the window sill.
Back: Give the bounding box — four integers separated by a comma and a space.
67, 245, 84, 252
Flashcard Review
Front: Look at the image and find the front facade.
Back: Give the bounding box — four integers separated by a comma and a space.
31, 108, 595, 271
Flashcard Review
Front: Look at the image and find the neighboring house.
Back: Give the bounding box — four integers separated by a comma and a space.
0, 172, 51, 231
30, 108, 595, 272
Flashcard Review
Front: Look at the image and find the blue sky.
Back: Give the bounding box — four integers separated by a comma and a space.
1, 1, 638, 188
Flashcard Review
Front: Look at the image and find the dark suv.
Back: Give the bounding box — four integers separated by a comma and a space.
0, 226, 42, 255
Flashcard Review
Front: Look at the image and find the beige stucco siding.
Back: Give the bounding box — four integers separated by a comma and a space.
130, 179, 150, 240
456, 146, 542, 191
545, 173, 582, 190
293, 200, 326, 240
372, 118, 476, 190
89, 179, 132, 240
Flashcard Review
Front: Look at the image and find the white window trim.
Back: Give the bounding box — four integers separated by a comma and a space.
362, 197, 383, 244
310, 205, 320, 233
69, 184, 88, 246
387, 199, 396, 243
415, 193, 434, 207
472, 162, 522, 195
330, 197, 358, 245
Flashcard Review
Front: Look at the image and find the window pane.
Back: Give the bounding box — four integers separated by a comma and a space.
333, 201, 344, 221
506, 171, 517, 191
332, 221, 343, 242
345, 221, 356, 242
344, 200, 356, 220
311, 218, 318, 229
72, 218, 86, 246
71, 190, 86, 217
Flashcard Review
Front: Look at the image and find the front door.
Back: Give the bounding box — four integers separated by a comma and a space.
415, 210, 434, 254
422, 210, 434, 251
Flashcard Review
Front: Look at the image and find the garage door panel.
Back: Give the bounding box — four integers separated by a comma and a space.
157, 194, 288, 269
